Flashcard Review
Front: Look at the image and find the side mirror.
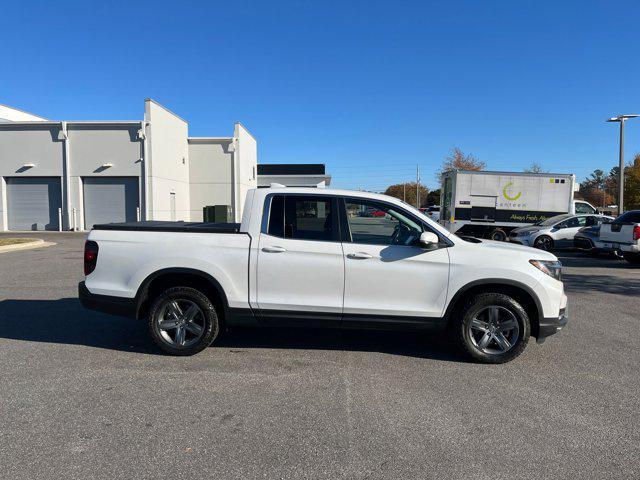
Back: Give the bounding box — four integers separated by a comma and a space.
419, 231, 440, 248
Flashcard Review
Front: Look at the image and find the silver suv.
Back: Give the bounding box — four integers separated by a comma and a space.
509, 214, 613, 250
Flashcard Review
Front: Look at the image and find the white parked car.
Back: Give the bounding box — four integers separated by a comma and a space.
79, 187, 568, 363
509, 214, 614, 250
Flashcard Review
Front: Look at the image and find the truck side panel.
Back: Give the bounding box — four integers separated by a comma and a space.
85, 230, 251, 309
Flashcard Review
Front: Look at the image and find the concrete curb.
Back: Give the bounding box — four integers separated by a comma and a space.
0, 239, 57, 254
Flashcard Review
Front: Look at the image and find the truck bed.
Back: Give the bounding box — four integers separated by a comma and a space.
92, 221, 241, 234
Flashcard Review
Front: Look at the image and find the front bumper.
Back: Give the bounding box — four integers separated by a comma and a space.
509, 235, 533, 246
78, 281, 137, 318
537, 305, 569, 343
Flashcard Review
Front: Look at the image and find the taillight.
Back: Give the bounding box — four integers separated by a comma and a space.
634, 225, 640, 241
84, 240, 99, 275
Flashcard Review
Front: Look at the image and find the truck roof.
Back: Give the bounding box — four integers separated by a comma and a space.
442, 170, 575, 178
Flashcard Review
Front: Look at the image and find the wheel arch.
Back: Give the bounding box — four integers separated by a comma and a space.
444, 279, 543, 338
134, 268, 229, 323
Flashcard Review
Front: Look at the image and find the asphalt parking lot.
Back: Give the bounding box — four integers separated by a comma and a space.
0, 232, 638, 480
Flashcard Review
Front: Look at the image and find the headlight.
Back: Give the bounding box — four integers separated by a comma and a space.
529, 259, 562, 281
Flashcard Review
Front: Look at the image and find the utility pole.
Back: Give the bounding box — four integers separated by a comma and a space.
403, 183, 406, 202
415, 165, 420, 208
607, 114, 638, 214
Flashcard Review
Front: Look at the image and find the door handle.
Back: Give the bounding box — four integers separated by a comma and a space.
262, 246, 287, 253
347, 252, 372, 260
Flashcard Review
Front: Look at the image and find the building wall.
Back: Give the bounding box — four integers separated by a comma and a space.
188, 139, 234, 222
67, 124, 143, 230
0, 100, 258, 229
144, 99, 190, 221
0, 124, 64, 230
234, 123, 257, 222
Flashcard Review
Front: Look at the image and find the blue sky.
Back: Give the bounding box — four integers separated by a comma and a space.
2, 0, 639, 190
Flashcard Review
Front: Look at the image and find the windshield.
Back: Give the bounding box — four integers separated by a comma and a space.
534, 214, 572, 226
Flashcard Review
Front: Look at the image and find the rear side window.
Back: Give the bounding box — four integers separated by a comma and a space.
267, 195, 284, 237
613, 211, 640, 224
266, 194, 336, 241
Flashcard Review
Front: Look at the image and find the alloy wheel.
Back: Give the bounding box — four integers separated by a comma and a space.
535, 236, 553, 250
157, 299, 205, 347
468, 306, 520, 355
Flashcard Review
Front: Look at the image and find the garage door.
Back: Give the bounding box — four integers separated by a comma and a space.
6, 177, 62, 231
83, 177, 139, 229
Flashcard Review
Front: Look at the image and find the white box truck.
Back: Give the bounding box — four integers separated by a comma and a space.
439, 170, 597, 240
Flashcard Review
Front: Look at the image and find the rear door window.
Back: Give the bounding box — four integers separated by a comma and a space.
266, 194, 337, 241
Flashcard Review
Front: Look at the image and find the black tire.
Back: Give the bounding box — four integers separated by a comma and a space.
490, 229, 507, 242
534, 235, 554, 251
453, 293, 530, 364
622, 252, 640, 265
148, 286, 219, 356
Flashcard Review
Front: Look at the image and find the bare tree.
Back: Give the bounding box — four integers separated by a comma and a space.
523, 162, 547, 173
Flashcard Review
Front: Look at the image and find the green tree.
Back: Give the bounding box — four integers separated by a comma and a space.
384, 182, 429, 208
579, 169, 614, 208
426, 188, 441, 206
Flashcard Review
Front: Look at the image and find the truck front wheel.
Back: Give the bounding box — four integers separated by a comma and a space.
453, 293, 530, 364
148, 287, 220, 355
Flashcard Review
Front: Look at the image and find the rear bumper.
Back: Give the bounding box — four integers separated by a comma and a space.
78, 281, 137, 318
573, 237, 595, 251
537, 306, 569, 343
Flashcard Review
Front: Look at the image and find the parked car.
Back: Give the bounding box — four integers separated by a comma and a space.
599, 210, 640, 264
573, 220, 617, 256
425, 205, 440, 222
509, 214, 612, 250
79, 187, 568, 364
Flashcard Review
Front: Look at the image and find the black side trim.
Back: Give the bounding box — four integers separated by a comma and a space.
227, 308, 259, 326
257, 309, 445, 331
258, 309, 342, 328
342, 313, 445, 331
78, 281, 137, 318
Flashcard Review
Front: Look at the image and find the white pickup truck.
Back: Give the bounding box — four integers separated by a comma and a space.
79, 187, 568, 363
599, 210, 640, 264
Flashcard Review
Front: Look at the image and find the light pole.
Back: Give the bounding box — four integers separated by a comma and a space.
607, 114, 638, 214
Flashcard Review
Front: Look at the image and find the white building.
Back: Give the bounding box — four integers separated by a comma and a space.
0, 99, 257, 231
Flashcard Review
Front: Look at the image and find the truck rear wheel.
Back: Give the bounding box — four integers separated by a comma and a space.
622, 252, 640, 264
453, 293, 530, 364
489, 229, 507, 242
148, 286, 219, 355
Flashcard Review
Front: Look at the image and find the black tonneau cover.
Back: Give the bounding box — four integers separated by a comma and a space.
92, 221, 241, 233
